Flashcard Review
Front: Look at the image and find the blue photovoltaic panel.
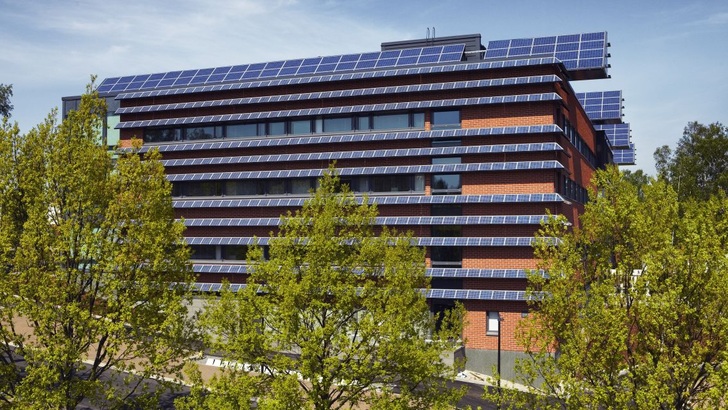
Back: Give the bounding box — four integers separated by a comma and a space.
186, 236, 540, 247
165, 161, 564, 182
182, 215, 551, 227
114, 57, 563, 100
172, 193, 566, 209
484, 32, 607, 75
116, 75, 560, 115
613, 147, 636, 165
595, 123, 631, 148
97, 44, 465, 94
162, 143, 563, 168
575, 90, 622, 121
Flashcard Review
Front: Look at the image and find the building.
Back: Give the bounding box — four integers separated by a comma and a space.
63, 31, 635, 376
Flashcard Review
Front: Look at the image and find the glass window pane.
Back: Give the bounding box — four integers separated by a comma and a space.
370, 176, 413, 192
185, 126, 220, 140
323, 117, 353, 133
432, 110, 461, 130
185, 181, 221, 196
267, 179, 286, 195
432, 225, 461, 237
432, 157, 461, 165
191, 245, 217, 260
106, 115, 120, 147
227, 123, 258, 138
357, 116, 370, 130
290, 119, 312, 135
432, 174, 461, 191
372, 113, 408, 130
225, 180, 260, 196
487, 311, 500, 334
291, 178, 313, 194
431, 205, 462, 216
268, 122, 285, 136
221, 245, 248, 260
431, 246, 462, 262
413, 112, 425, 128
144, 128, 180, 143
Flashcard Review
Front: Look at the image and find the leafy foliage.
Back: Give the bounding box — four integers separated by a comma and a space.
0, 85, 196, 408
182, 169, 465, 410
655, 121, 728, 200
485, 166, 728, 409
0, 84, 11, 118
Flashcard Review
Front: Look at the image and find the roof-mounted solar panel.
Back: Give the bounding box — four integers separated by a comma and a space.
97, 44, 465, 94
484, 31, 608, 80
595, 123, 632, 148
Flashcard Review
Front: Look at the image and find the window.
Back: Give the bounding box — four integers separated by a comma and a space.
225, 180, 260, 196
291, 178, 314, 194
370, 175, 414, 192
144, 128, 180, 143
190, 245, 217, 260
372, 113, 409, 130
290, 119, 312, 135
431, 174, 461, 193
430, 247, 461, 267
221, 245, 248, 260
432, 225, 461, 237
431, 110, 460, 130
432, 138, 461, 147
412, 112, 425, 128
431, 204, 462, 216
185, 126, 222, 140
323, 117, 353, 133
487, 311, 500, 336
267, 179, 286, 195
179, 181, 222, 197
432, 157, 461, 165
268, 121, 285, 136
227, 123, 258, 138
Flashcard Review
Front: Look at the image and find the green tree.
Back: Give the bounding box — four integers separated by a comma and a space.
181, 170, 465, 410
0, 84, 11, 118
655, 121, 728, 200
485, 166, 728, 409
0, 85, 196, 408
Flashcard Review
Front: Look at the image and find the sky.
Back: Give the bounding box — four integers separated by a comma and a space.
1, 0, 726, 175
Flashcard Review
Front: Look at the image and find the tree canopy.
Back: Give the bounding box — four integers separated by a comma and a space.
0, 84, 12, 118
655, 121, 728, 200
0, 86, 196, 408
180, 170, 465, 410
486, 166, 728, 409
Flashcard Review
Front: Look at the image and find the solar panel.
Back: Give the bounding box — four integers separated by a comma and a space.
575, 90, 622, 121
186, 236, 541, 248
166, 161, 564, 182
98, 44, 465, 94
484, 32, 607, 77
117, 93, 562, 129
613, 147, 636, 165
183, 215, 550, 227
116, 75, 560, 115
595, 123, 631, 147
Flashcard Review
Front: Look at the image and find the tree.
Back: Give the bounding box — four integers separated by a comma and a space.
655, 121, 728, 200
0, 84, 12, 118
181, 170, 464, 410
0, 85, 197, 408
486, 166, 728, 409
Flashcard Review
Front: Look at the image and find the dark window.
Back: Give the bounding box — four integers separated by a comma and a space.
431, 204, 462, 216
267, 179, 286, 195
227, 123, 258, 138
177, 181, 222, 197
225, 180, 261, 196
431, 110, 460, 130
432, 225, 461, 237
144, 128, 180, 143
413, 112, 425, 128
431, 247, 462, 267
185, 126, 222, 140
372, 113, 409, 130
432, 138, 461, 147
431, 174, 461, 192
290, 119, 312, 135
370, 175, 414, 192
291, 178, 314, 194
221, 245, 249, 260
268, 121, 285, 136
323, 117, 353, 133
190, 245, 216, 260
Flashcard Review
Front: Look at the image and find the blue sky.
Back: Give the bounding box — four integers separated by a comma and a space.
1, 0, 726, 174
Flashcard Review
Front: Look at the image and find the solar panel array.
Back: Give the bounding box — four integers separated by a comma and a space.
117, 93, 562, 129
485, 32, 607, 71
595, 123, 631, 147
183, 215, 551, 227
162, 143, 563, 167
575, 90, 622, 121
166, 161, 565, 182
185, 236, 539, 247
142, 125, 563, 154
116, 75, 560, 115
613, 148, 636, 164
172, 193, 566, 209
187, 282, 527, 301
98, 44, 465, 94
